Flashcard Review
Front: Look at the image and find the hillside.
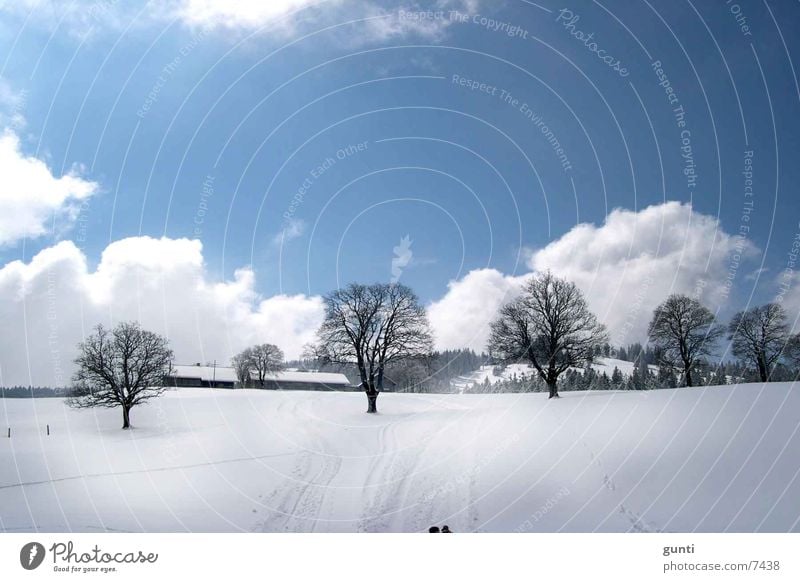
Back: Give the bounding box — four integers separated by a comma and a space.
2, 383, 799, 532
450, 357, 658, 393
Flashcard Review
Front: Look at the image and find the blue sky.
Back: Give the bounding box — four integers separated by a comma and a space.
1, 0, 799, 385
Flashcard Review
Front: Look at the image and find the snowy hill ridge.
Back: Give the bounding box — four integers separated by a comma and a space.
451, 357, 657, 393
2, 382, 799, 532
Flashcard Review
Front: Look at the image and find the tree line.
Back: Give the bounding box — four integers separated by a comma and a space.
293, 348, 488, 394
0, 386, 67, 398
53, 272, 800, 428
486, 273, 800, 396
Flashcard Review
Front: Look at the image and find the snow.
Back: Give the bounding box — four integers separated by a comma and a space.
2, 383, 799, 532
451, 358, 658, 392
451, 363, 531, 391
588, 357, 658, 377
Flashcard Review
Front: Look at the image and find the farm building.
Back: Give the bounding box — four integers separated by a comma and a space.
167, 365, 352, 391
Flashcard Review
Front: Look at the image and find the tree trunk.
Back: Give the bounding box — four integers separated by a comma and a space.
757, 355, 768, 382
684, 366, 693, 387
366, 391, 378, 413
547, 380, 559, 399
122, 405, 131, 429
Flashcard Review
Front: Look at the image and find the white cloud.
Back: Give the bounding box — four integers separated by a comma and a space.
0, 78, 26, 129
171, 0, 480, 45
272, 217, 306, 245
1, 201, 753, 386
428, 202, 757, 352
0, 236, 324, 387
0, 129, 98, 247
173, 0, 338, 30
428, 268, 526, 352
776, 271, 800, 332
0, 0, 129, 38
2, 0, 478, 44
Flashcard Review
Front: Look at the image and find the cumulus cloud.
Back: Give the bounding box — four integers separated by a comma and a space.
428, 268, 526, 352
1, 201, 755, 386
0, 237, 324, 387
428, 202, 757, 352
172, 0, 480, 44
173, 0, 340, 30
0, 129, 98, 246
2, 0, 479, 44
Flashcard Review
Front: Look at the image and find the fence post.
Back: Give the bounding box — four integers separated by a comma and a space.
47, 424, 50, 436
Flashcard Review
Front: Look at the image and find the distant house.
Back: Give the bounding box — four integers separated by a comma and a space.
350, 376, 398, 392
167, 364, 351, 391
168, 365, 238, 388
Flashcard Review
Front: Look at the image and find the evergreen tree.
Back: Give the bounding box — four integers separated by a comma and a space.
611, 366, 624, 387
657, 365, 676, 389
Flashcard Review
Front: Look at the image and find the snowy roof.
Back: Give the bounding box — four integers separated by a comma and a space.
170, 365, 350, 385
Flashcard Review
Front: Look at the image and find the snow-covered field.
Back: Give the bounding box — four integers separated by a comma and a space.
2, 383, 799, 533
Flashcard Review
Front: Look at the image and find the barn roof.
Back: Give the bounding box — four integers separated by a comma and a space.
170, 365, 350, 385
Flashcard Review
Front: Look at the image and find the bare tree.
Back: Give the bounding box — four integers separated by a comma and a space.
310, 282, 433, 413
728, 303, 789, 382
488, 272, 607, 399
647, 294, 723, 387
785, 333, 800, 370
231, 349, 253, 386
68, 322, 174, 429
247, 344, 285, 387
